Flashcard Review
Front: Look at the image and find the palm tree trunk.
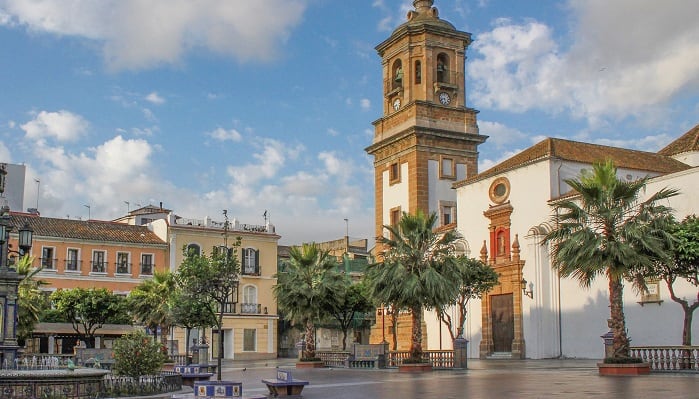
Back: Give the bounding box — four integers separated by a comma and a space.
304, 320, 316, 359
409, 306, 423, 360
608, 275, 630, 359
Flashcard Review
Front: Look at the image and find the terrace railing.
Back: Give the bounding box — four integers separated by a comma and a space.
630, 346, 699, 372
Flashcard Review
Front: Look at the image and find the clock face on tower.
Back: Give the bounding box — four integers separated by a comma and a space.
393, 97, 401, 111
439, 92, 451, 105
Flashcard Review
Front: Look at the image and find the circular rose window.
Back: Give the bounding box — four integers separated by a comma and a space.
489, 177, 511, 204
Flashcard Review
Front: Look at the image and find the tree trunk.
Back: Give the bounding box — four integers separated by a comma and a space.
341, 329, 348, 351
391, 311, 398, 351
409, 306, 423, 360
304, 320, 316, 359
608, 275, 630, 359
185, 328, 191, 365
216, 312, 224, 381
682, 303, 693, 346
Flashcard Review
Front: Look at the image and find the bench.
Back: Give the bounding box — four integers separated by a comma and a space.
261, 369, 309, 398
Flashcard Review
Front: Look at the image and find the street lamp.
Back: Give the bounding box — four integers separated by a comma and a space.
0, 193, 34, 367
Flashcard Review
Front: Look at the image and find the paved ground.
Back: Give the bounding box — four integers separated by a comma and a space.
170, 358, 699, 399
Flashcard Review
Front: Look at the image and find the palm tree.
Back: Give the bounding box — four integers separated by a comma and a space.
16, 255, 49, 344
544, 160, 678, 360
274, 243, 343, 360
365, 210, 461, 361
128, 270, 176, 348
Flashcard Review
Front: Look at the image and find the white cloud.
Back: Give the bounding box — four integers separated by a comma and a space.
478, 120, 528, 149
1, 0, 308, 71
478, 148, 525, 173
360, 98, 371, 110
468, 0, 699, 125
208, 127, 242, 142
20, 110, 89, 142
327, 128, 340, 137
145, 92, 165, 105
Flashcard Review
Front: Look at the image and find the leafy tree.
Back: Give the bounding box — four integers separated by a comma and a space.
365, 210, 461, 361
436, 256, 498, 341
16, 255, 49, 345
640, 215, 699, 345
177, 236, 241, 380
170, 290, 217, 364
51, 287, 129, 348
127, 271, 176, 347
274, 243, 344, 360
544, 160, 678, 361
320, 278, 374, 350
113, 330, 166, 378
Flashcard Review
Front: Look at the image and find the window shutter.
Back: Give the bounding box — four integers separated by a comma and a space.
254, 249, 260, 274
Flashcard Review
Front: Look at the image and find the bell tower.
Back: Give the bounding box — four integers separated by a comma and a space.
366, 0, 486, 244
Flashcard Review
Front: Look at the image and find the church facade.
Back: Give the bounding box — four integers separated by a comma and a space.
451, 131, 699, 359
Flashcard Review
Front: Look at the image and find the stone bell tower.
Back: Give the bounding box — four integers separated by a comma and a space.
365, 0, 487, 348
366, 0, 486, 244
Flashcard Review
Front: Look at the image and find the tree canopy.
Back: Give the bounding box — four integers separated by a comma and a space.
51, 287, 129, 348
365, 210, 461, 361
274, 242, 344, 360
544, 160, 678, 360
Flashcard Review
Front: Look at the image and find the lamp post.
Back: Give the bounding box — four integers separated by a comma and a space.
0, 163, 35, 367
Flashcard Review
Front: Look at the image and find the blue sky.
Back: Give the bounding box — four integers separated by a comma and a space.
1, 0, 698, 245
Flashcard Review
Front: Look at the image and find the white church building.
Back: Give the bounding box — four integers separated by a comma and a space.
434, 125, 699, 359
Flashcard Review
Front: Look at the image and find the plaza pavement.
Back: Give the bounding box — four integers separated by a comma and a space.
168, 357, 699, 399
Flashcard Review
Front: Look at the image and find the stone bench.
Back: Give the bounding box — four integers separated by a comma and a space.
194, 380, 265, 399
261, 369, 309, 398
175, 365, 214, 387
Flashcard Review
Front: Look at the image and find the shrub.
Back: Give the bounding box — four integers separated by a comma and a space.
113, 330, 166, 378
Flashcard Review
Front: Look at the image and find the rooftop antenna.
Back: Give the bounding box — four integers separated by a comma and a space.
84, 204, 91, 220
34, 178, 40, 210
263, 210, 268, 224
124, 201, 130, 213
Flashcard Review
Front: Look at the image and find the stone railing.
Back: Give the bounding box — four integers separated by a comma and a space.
387, 350, 454, 369
630, 346, 699, 372
316, 351, 351, 368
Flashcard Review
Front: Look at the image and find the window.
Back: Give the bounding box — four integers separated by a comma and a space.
389, 207, 401, 239
140, 254, 153, 275
186, 243, 201, 257
242, 285, 258, 314
66, 248, 79, 271
415, 60, 422, 84
116, 252, 130, 274
436, 53, 449, 83
440, 157, 455, 179
243, 248, 260, 275
389, 162, 400, 184
92, 251, 106, 273
41, 247, 55, 270
243, 329, 256, 352
440, 201, 456, 226
392, 59, 403, 90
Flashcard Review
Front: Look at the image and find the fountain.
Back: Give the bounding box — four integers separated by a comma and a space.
0, 354, 109, 398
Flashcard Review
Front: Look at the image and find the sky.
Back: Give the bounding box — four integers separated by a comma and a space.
0, 0, 698, 245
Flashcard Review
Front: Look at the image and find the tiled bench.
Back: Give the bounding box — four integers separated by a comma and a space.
261, 369, 309, 398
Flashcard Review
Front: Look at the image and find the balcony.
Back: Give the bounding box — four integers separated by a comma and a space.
91, 261, 107, 273
241, 303, 262, 314
242, 264, 260, 276
219, 302, 237, 314
116, 262, 131, 274
140, 263, 154, 275
40, 257, 57, 270
65, 260, 81, 272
